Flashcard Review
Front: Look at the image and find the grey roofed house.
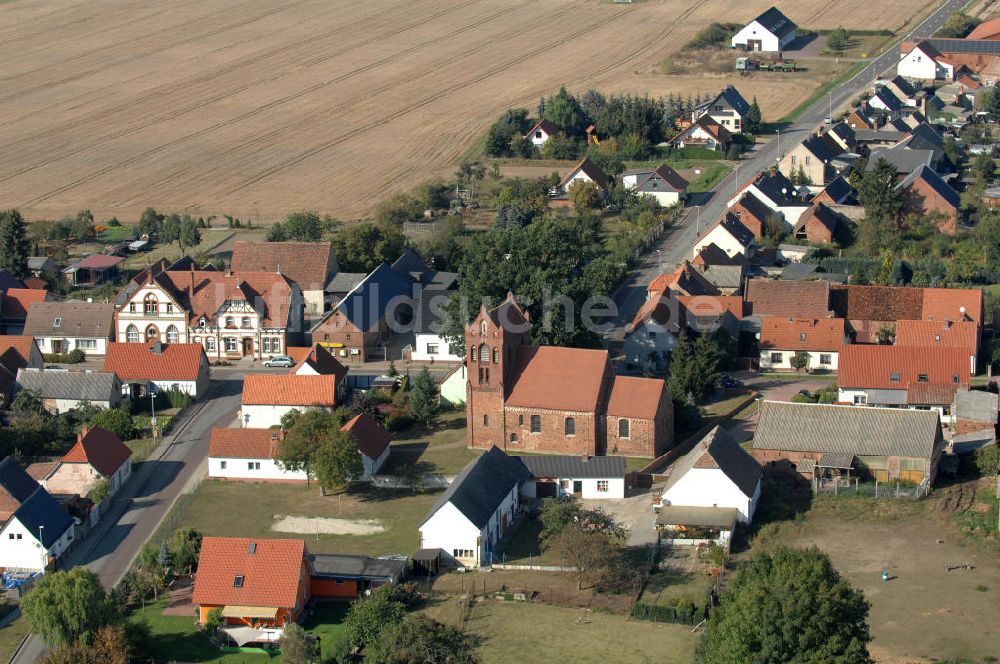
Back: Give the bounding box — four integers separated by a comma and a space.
953, 389, 999, 425
752, 400, 941, 459
308, 553, 407, 583
15, 368, 120, 404
696, 85, 752, 119
888, 75, 918, 100
866, 147, 934, 176
695, 242, 745, 267
325, 272, 367, 300
891, 123, 945, 164
853, 129, 908, 144
817, 175, 856, 204
421, 446, 531, 529
896, 164, 960, 208
716, 214, 757, 250
952, 429, 996, 455
391, 249, 458, 291
514, 454, 625, 480
662, 426, 761, 498
23, 301, 115, 339
698, 264, 745, 292
0, 457, 41, 508
748, 170, 796, 207
317, 263, 413, 334
872, 88, 904, 112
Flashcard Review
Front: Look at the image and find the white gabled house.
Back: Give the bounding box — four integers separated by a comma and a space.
33, 427, 133, 500
660, 426, 762, 523
0, 458, 75, 573
419, 447, 529, 568
731, 6, 797, 52
692, 214, 756, 259
524, 119, 559, 148
240, 374, 340, 429
898, 41, 954, 81
23, 301, 114, 357
557, 157, 610, 194
340, 413, 391, 480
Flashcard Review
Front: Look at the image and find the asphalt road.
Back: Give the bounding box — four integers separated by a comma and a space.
10, 376, 244, 664
605, 0, 969, 354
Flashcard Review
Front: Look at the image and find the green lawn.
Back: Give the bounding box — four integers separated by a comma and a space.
171, 481, 440, 557
639, 564, 715, 608
0, 616, 30, 663
498, 518, 559, 566
128, 599, 349, 663
687, 163, 733, 194
126, 437, 158, 463
381, 410, 481, 476
465, 601, 698, 664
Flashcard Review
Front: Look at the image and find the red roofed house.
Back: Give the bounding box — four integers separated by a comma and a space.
837, 345, 971, 418
208, 429, 306, 482
670, 116, 732, 152
1, 288, 51, 334
240, 374, 339, 428
466, 294, 673, 458
895, 319, 978, 374
34, 427, 132, 500
229, 241, 338, 317
967, 18, 1000, 41
758, 318, 849, 372
103, 341, 210, 398
62, 254, 124, 287
113, 267, 304, 361
341, 413, 392, 479
830, 284, 982, 343
0, 336, 44, 406
898, 41, 954, 81
647, 261, 720, 297
290, 344, 349, 402
192, 537, 311, 643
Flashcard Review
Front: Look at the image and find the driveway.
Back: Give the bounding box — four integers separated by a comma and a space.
587, 491, 657, 547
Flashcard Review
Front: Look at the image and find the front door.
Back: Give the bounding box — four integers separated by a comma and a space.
573, 480, 583, 496
51, 340, 64, 354
748, 39, 762, 51
242, 338, 253, 357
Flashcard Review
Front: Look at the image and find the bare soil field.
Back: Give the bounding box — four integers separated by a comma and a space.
0, 0, 935, 222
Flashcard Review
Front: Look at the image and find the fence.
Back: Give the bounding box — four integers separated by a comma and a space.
631, 600, 707, 625
815, 477, 927, 499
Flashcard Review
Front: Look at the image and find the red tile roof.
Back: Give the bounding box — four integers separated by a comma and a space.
341, 413, 391, 460
745, 279, 832, 318
759, 318, 847, 351
62, 427, 132, 477
209, 428, 282, 459
606, 376, 667, 419
230, 242, 336, 293
506, 346, 610, 413
241, 374, 337, 407
22, 277, 47, 291
648, 262, 720, 296
0, 336, 40, 370
830, 285, 983, 325
838, 345, 970, 394
292, 344, 348, 381
1, 288, 49, 320
157, 270, 297, 327
191, 537, 306, 609
102, 342, 206, 382
73, 254, 124, 270
921, 287, 982, 324
895, 320, 978, 353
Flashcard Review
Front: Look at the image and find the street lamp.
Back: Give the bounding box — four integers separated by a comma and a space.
38, 525, 45, 571
696, 206, 701, 235
655, 249, 662, 272
776, 129, 781, 160
149, 389, 157, 440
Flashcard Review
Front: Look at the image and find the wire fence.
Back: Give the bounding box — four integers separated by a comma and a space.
815, 477, 927, 500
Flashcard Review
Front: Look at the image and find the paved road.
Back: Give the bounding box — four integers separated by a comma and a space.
605, 0, 969, 355
10, 376, 244, 664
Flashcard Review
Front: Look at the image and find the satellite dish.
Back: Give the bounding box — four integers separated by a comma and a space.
960, 306, 966, 313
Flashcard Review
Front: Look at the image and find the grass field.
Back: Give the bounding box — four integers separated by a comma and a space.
129, 598, 348, 663
380, 410, 481, 476
0, 0, 935, 223
750, 481, 1000, 663
0, 616, 29, 664
169, 480, 440, 557
464, 601, 698, 664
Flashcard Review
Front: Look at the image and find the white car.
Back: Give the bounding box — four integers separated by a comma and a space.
263, 355, 294, 368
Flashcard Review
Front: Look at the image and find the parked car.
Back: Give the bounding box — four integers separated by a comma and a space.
263, 355, 295, 368
720, 375, 741, 389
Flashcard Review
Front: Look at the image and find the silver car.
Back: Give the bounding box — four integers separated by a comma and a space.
263, 355, 294, 368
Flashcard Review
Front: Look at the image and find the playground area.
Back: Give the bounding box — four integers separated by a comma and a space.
757, 495, 1000, 663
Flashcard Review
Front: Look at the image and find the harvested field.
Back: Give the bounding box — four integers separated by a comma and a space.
0, 0, 934, 222
271, 514, 386, 535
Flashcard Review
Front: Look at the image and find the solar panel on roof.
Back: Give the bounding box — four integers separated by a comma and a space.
920, 37, 1000, 55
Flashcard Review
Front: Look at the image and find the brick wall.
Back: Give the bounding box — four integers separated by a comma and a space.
751, 448, 820, 477
504, 407, 598, 455
955, 418, 995, 437
902, 179, 957, 235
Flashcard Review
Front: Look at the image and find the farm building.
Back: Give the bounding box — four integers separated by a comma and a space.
731, 6, 797, 53
517, 454, 626, 499
15, 368, 121, 414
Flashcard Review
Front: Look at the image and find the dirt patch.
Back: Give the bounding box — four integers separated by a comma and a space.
271, 515, 385, 536
0, 0, 938, 222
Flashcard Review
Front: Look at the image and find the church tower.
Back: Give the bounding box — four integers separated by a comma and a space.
466, 293, 531, 450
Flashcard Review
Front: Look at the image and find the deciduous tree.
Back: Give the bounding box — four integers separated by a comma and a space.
90, 409, 136, 441
167, 527, 202, 574
331, 222, 407, 272
313, 430, 363, 492
277, 409, 350, 485
22, 569, 120, 646
40, 624, 130, 664
366, 615, 480, 664
699, 547, 872, 664
279, 623, 321, 664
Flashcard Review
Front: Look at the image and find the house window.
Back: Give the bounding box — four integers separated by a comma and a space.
125, 325, 139, 342
225, 338, 238, 353
597, 481, 609, 492
53, 317, 61, 328
262, 338, 271, 353
205, 337, 216, 352
952, 374, 960, 384
799, 333, 806, 342
481, 321, 487, 336
483, 414, 489, 427
890, 372, 900, 382
917, 374, 928, 383
76, 339, 97, 350
129, 303, 136, 313
510, 433, 518, 443
819, 354, 832, 365
564, 417, 575, 436
470, 347, 477, 362
144, 294, 158, 314
145, 325, 159, 342
805, 156, 811, 165
530, 415, 541, 433
225, 317, 234, 329
492, 348, 499, 364
166, 325, 179, 343
427, 343, 439, 355
618, 419, 630, 438
452, 549, 474, 559
535, 130, 543, 139
165, 303, 173, 313
234, 575, 245, 588
790, 155, 797, 165
220, 461, 227, 469
241, 317, 251, 329
770, 352, 783, 364
518, 414, 524, 426
247, 462, 260, 471
854, 395, 867, 405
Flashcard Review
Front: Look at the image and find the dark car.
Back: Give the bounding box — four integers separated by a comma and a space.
720, 375, 741, 389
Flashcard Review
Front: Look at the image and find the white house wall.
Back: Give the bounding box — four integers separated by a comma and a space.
0, 518, 74, 572
662, 467, 758, 523
411, 333, 463, 363
523, 477, 625, 500
731, 21, 787, 52
758, 349, 840, 372
693, 227, 748, 258
240, 404, 332, 429
361, 446, 390, 480
44, 398, 115, 415
419, 502, 482, 567
439, 366, 467, 406
208, 456, 308, 482
34, 336, 108, 356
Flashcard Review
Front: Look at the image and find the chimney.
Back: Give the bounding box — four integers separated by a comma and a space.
189, 262, 195, 298
77, 425, 88, 444
225, 267, 232, 278
151, 341, 163, 355
944, 319, 952, 329
276, 263, 282, 276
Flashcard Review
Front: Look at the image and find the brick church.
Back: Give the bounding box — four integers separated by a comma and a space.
466, 294, 674, 458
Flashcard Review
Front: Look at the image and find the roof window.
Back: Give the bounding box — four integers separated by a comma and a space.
234, 575, 245, 588
917, 374, 929, 383
890, 372, 900, 382
53, 318, 61, 328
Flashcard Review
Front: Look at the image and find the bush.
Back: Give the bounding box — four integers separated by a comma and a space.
686, 22, 741, 49
91, 409, 137, 441
974, 445, 999, 477
42, 350, 85, 364
384, 411, 415, 432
